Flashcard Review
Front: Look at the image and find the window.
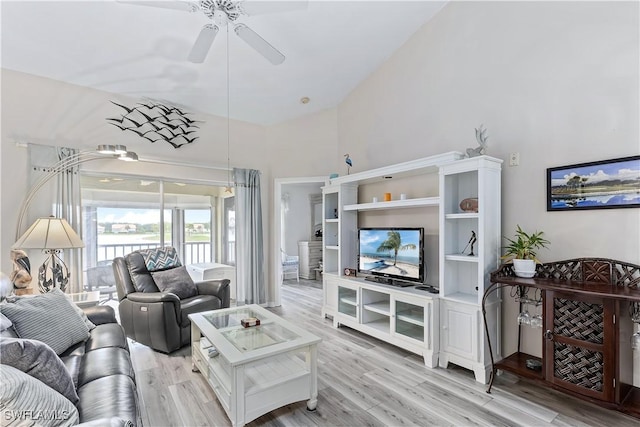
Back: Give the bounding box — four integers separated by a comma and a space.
81, 175, 224, 281
94, 206, 171, 261
184, 209, 212, 264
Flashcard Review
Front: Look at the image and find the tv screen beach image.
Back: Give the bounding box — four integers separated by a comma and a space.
359, 229, 421, 280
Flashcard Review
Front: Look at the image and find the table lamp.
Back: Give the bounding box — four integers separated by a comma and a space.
12, 217, 84, 293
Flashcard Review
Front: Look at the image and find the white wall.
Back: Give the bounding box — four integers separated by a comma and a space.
282, 183, 323, 255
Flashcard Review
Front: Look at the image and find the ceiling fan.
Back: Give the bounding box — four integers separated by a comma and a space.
119, 0, 307, 64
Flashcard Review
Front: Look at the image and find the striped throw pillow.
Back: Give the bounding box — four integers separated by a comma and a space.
0, 364, 79, 426
0, 289, 90, 355
0, 338, 79, 404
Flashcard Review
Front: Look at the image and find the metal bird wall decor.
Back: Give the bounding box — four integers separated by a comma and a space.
106, 100, 202, 149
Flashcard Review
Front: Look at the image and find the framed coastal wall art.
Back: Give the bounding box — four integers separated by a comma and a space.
547, 155, 640, 211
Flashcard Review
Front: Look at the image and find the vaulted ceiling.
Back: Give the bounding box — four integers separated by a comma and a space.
1, 0, 447, 125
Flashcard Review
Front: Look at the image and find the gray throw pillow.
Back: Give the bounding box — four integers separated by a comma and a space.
0, 289, 91, 355
151, 266, 197, 300
0, 337, 79, 404
64, 294, 96, 331
0, 364, 79, 426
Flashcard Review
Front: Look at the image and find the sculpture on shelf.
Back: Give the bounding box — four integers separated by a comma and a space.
466, 125, 489, 158
344, 153, 353, 175
461, 231, 477, 256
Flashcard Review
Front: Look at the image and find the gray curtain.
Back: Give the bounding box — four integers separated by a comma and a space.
28, 144, 83, 293
233, 168, 265, 305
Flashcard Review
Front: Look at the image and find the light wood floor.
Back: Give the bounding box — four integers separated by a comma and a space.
129, 280, 639, 426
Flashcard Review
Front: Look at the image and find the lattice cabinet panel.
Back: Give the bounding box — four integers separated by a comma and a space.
553, 298, 604, 343
545, 291, 614, 402
554, 342, 604, 392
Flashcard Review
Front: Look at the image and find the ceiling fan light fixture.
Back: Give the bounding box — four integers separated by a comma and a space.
120, 0, 289, 65
213, 9, 229, 26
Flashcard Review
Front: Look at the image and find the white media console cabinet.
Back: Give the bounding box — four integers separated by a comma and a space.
321, 152, 503, 382
325, 273, 439, 367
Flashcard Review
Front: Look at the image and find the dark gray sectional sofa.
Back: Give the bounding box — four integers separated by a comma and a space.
1, 304, 141, 426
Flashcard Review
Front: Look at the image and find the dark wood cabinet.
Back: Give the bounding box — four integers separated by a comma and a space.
483, 258, 640, 419
544, 291, 615, 402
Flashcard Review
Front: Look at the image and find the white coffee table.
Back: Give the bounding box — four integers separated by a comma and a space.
190, 305, 321, 427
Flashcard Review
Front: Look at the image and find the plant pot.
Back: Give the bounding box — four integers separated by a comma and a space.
513, 259, 536, 278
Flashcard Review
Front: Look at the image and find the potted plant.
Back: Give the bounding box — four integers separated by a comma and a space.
502, 225, 550, 278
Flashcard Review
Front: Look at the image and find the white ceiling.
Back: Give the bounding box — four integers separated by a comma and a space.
1, 0, 447, 125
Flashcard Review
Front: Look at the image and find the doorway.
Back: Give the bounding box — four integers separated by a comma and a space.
272, 177, 326, 306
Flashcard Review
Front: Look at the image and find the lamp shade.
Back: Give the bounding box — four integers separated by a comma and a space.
12, 217, 84, 250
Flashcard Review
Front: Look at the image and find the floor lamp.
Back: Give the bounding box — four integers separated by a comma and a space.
12, 217, 84, 293
12, 144, 138, 293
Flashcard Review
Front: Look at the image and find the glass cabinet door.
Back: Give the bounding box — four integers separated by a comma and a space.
338, 286, 358, 320
395, 299, 425, 342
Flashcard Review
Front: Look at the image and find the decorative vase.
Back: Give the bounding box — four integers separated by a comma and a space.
513, 259, 536, 278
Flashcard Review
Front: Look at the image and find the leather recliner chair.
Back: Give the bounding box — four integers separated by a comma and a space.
112, 250, 230, 353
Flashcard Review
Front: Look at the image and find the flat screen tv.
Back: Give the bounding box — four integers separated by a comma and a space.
358, 227, 424, 285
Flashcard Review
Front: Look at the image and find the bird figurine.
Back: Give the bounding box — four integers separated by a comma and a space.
344, 154, 353, 175
9, 249, 32, 290
466, 125, 489, 157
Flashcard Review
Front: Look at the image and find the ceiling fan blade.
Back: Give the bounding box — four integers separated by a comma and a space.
234, 23, 285, 65
116, 1, 198, 13
240, 0, 308, 16
188, 24, 219, 63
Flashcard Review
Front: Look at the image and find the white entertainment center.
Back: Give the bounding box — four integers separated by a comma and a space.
320, 151, 503, 382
